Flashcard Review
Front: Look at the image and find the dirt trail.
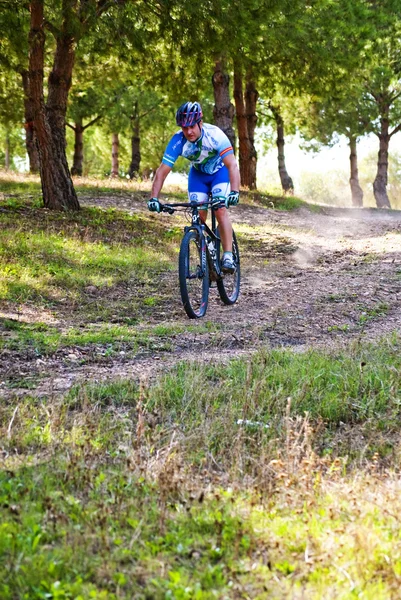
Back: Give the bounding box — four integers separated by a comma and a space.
2, 195, 401, 398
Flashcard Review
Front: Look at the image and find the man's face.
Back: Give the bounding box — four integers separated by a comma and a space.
181, 122, 202, 142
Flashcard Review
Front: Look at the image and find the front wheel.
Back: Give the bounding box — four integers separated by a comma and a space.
179, 230, 209, 318
217, 228, 240, 305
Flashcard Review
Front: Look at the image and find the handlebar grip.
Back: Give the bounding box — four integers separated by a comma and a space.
160, 204, 175, 214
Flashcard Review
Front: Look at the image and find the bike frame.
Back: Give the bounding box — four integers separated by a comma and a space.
160, 200, 223, 278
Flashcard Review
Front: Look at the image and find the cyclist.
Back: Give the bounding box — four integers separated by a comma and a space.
148, 101, 240, 273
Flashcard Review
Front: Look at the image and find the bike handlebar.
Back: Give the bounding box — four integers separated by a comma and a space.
159, 200, 214, 214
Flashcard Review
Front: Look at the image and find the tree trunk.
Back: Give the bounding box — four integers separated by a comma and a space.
373, 112, 391, 208
5, 133, 10, 170
349, 136, 363, 207
129, 101, 141, 178
29, 0, 79, 211
212, 60, 236, 150
21, 70, 40, 173
111, 133, 119, 177
245, 74, 258, 190
71, 119, 84, 176
269, 103, 294, 195
233, 63, 257, 189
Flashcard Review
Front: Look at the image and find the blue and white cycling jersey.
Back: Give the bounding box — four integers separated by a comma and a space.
162, 123, 234, 175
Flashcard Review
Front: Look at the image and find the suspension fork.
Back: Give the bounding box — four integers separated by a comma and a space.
184, 224, 207, 276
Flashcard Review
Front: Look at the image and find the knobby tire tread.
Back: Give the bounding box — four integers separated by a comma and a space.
216, 228, 240, 305
178, 230, 209, 319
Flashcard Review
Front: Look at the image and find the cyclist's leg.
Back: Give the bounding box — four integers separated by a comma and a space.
210, 167, 232, 253
188, 168, 210, 223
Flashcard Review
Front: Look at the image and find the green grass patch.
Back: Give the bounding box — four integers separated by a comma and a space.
0, 195, 180, 313
0, 179, 42, 196
143, 334, 401, 467
0, 228, 169, 305
250, 191, 322, 212
0, 319, 221, 358
358, 302, 389, 325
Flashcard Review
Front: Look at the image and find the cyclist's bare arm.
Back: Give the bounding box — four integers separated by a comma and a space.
222, 153, 240, 191
151, 163, 172, 197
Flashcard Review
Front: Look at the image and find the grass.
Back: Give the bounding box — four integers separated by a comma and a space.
0, 319, 221, 358
0, 188, 180, 325
251, 191, 322, 212
2, 337, 401, 597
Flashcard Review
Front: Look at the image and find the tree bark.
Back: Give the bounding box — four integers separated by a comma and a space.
71, 119, 84, 176
68, 115, 101, 176
233, 63, 257, 189
348, 136, 363, 207
5, 133, 10, 170
111, 133, 119, 177
21, 70, 40, 173
269, 103, 294, 195
245, 73, 258, 190
29, 0, 79, 210
129, 101, 141, 178
373, 108, 391, 208
212, 60, 236, 150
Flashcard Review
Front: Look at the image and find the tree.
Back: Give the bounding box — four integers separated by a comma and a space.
268, 102, 294, 195
368, 65, 401, 209
67, 115, 101, 176
233, 61, 258, 189
256, 0, 380, 201
127, 97, 165, 179
363, 2, 401, 208
0, 3, 39, 172
293, 87, 373, 206
28, 0, 79, 209
212, 59, 236, 150
26, 0, 168, 209
291, 2, 401, 208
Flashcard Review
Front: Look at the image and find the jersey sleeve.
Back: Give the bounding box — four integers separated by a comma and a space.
216, 130, 234, 160
161, 132, 185, 168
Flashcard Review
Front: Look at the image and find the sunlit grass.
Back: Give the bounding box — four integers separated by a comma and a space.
0, 190, 180, 310
0, 169, 188, 197
0, 318, 222, 356
0, 228, 169, 303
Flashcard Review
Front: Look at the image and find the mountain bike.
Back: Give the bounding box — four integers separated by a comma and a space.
159, 198, 240, 319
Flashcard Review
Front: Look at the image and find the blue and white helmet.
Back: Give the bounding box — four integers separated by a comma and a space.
176, 101, 203, 127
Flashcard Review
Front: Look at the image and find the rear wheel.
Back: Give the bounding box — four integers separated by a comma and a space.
216, 228, 240, 305
179, 230, 209, 318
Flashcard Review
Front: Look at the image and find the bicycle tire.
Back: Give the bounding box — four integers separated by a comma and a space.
179, 230, 209, 318
216, 228, 240, 305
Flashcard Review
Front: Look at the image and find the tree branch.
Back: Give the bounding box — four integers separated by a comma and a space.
389, 122, 401, 138
388, 89, 401, 104
43, 19, 61, 37
82, 114, 102, 130
137, 100, 164, 121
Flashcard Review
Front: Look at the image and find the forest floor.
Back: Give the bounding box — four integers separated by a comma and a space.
2, 189, 401, 398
